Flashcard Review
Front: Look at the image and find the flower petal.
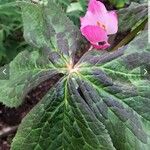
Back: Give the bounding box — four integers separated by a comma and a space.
81, 25, 108, 43
105, 11, 118, 35
88, 0, 107, 14
80, 0, 118, 50
80, 11, 98, 29
87, 0, 109, 31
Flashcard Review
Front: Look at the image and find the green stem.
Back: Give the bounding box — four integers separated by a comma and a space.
112, 17, 148, 51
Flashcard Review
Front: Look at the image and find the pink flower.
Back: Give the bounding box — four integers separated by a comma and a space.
80, 0, 118, 50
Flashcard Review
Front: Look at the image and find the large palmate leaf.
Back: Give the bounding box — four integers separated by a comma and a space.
0, 50, 60, 107
0, 0, 85, 107
20, 0, 86, 65
12, 30, 150, 149
11, 79, 115, 150
0, 0, 148, 149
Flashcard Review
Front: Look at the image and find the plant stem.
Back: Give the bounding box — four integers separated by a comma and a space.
112, 17, 148, 51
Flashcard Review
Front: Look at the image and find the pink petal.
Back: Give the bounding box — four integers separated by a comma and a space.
80, 0, 118, 50
88, 0, 107, 14
84, 0, 118, 35
81, 25, 108, 43
80, 0, 112, 32
105, 11, 118, 35
80, 11, 98, 29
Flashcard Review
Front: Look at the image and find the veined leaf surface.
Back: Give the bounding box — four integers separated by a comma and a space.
11, 30, 150, 149
0, 0, 149, 149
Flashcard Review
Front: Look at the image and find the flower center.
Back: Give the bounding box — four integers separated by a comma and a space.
98, 41, 106, 45
97, 21, 106, 30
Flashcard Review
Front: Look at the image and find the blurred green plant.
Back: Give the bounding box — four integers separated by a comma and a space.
55, 0, 87, 26
107, 0, 147, 8
108, 0, 130, 8
0, 0, 27, 65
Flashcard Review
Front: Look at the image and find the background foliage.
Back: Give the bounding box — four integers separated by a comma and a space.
0, 0, 25, 65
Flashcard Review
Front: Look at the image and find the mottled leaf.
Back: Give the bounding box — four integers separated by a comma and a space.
0, 50, 62, 107
118, 2, 148, 32
77, 31, 150, 149
20, 0, 85, 64
11, 31, 150, 150
11, 79, 115, 150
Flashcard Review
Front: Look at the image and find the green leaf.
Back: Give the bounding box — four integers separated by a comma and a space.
77, 31, 150, 149
0, 50, 61, 107
0, 0, 24, 65
11, 31, 150, 149
66, 2, 83, 13
118, 2, 148, 33
0, 0, 87, 108
109, 2, 148, 50
11, 79, 115, 150
20, 0, 85, 64
108, 0, 130, 8
0, 0, 16, 5
66, 0, 88, 26
131, 0, 148, 4
53, 0, 72, 9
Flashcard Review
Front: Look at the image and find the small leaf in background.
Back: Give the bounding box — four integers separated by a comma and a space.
108, 0, 130, 8
0, 0, 27, 65
66, 2, 83, 12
